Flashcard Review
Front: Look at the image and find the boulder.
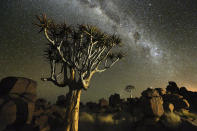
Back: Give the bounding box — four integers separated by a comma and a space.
99, 98, 108, 107
141, 89, 164, 117
141, 88, 160, 98
180, 87, 188, 94
180, 90, 197, 112
34, 114, 49, 131
168, 103, 174, 112
109, 93, 121, 107
163, 94, 190, 111
182, 99, 190, 109
50, 105, 66, 119
34, 108, 45, 117
33, 103, 66, 131
166, 81, 179, 94
155, 88, 166, 96
0, 77, 37, 102
48, 106, 66, 131
0, 77, 37, 130
149, 96, 164, 117
35, 98, 49, 110
0, 100, 16, 131
163, 103, 174, 112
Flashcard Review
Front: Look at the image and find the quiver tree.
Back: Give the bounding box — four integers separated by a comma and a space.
125, 85, 135, 98
35, 14, 124, 131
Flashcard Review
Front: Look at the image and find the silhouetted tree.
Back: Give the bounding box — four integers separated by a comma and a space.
125, 85, 135, 98
35, 14, 124, 131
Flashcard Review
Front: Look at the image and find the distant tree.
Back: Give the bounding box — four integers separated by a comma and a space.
125, 85, 135, 98
35, 14, 124, 131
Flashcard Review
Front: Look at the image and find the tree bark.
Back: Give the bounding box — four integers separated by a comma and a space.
64, 88, 82, 131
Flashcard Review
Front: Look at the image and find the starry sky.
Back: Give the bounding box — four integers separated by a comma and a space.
0, 0, 197, 103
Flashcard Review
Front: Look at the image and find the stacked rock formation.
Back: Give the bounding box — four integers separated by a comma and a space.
0, 77, 37, 131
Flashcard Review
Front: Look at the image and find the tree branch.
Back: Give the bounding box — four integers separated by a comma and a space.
96, 58, 120, 73
44, 28, 55, 45
41, 77, 67, 87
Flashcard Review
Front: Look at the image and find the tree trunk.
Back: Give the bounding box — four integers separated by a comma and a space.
64, 88, 82, 131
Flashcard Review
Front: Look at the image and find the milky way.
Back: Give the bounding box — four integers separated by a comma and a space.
0, 0, 197, 102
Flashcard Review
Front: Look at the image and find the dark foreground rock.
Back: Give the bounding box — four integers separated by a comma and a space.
0, 77, 37, 131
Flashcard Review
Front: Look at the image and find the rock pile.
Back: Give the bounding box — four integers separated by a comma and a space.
141, 88, 164, 117
0, 76, 197, 131
0, 77, 37, 131
33, 99, 66, 131
109, 93, 121, 107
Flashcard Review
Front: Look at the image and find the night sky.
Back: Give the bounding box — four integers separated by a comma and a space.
0, 0, 197, 103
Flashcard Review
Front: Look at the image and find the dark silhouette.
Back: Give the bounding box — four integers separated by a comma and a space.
109, 93, 121, 107
166, 81, 179, 94
125, 85, 135, 98
1, 77, 197, 131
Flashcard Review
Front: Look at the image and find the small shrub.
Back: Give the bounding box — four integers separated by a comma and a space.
161, 112, 181, 128
79, 112, 95, 123
176, 109, 197, 120
97, 114, 114, 124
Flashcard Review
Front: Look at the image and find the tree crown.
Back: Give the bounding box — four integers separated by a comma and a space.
35, 14, 124, 90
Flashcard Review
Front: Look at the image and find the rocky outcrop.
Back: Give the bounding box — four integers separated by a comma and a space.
33, 103, 66, 131
99, 98, 108, 108
163, 94, 190, 111
166, 81, 180, 94
141, 88, 164, 117
109, 93, 121, 107
0, 77, 37, 131
35, 98, 49, 110
0, 100, 17, 131
33, 96, 68, 131
141, 88, 160, 98
155, 88, 166, 96
0, 77, 37, 102
163, 103, 174, 112
163, 81, 197, 112
0, 77, 197, 131
179, 87, 197, 112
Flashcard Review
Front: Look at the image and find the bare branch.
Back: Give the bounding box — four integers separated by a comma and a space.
96, 58, 120, 73
57, 41, 73, 66
44, 28, 55, 45
41, 77, 67, 87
